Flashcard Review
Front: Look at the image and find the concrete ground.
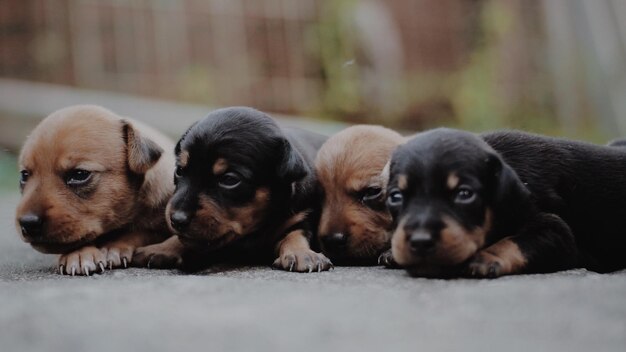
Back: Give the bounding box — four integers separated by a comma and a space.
1, 190, 625, 352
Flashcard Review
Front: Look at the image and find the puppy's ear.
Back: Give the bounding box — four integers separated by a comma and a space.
122, 120, 163, 174
488, 152, 531, 213
277, 138, 309, 183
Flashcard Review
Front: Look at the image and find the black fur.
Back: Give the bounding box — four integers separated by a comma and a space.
388, 128, 626, 277
170, 107, 326, 270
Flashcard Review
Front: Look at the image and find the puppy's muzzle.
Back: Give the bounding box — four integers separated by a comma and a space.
321, 232, 348, 253
407, 230, 435, 254
169, 210, 192, 232
19, 213, 44, 239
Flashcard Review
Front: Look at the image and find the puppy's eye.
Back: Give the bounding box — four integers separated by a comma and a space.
19, 170, 30, 187
175, 166, 183, 178
454, 185, 476, 204
218, 172, 241, 189
360, 186, 383, 203
65, 169, 92, 186
387, 189, 403, 207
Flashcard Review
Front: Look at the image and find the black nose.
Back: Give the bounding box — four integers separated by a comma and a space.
19, 213, 43, 238
408, 230, 435, 253
322, 232, 348, 252
170, 211, 191, 231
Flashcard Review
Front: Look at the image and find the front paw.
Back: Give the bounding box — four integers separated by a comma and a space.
273, 249, 333, 273
100, 244, 134, 270
59, 246, 106, 276
465, 252, 503, 278
378, 250, 400, 268
133, 243, 183, 269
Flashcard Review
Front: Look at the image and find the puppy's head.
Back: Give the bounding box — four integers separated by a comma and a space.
316, 125, 404, 263
387, 128, 528, 275
167, 107, 307, 249
15, 105, 163, 253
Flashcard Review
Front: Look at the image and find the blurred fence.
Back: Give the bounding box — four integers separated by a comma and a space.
1, 0, 626, 138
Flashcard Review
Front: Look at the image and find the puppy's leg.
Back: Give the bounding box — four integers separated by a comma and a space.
100, 231, 163, 270
466, 213, 577, 278
378, 249, 401, 268
273, 230, 333, 273
59, 246, 107, 276
132, 236, 185, 269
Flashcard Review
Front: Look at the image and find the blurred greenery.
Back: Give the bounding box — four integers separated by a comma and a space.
0, 150, 17, 192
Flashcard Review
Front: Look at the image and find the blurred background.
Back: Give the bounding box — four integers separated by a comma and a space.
2, 0, 626, 189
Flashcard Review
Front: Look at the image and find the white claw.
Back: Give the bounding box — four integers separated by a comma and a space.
122, 257, 128, 268
378, 255, 382, 265
289, 261, 295, 272
317, 263, 322, 272
59, 265, 64, 275
108, 260, 113, 270
71, 267, 76, 276
84, 267, 90, 276
98, 262, 105, 273
307, 265, 313, 273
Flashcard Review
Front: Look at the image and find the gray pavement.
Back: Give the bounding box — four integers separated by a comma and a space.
1, 190, 625, 352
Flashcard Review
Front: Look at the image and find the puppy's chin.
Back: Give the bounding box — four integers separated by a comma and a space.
28, 238, 92, 254
178, 231, 239, 252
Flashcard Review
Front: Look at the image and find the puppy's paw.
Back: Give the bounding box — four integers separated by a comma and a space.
59, 246, 106, 276
378, 250, 400, 268
133, 243, 183, 269
465, 252, 504, 278
273, 249, 333, 273
101, 244, 134, 270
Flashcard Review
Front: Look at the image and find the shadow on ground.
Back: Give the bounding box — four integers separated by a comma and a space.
1, 191, 625, 352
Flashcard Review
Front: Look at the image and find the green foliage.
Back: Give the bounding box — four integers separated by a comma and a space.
0, 151, 17, 192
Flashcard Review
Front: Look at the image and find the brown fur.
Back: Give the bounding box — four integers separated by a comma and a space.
171, 187, 271, 249
15, 105, 175, 275
316, 125, 405, 262
273, 229, 333, 272
468, 237, 527, 276
392, 209, 493, 267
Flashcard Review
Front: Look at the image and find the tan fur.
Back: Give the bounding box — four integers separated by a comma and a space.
392, 209, 493, 267
447, 173, 459, 190
274, 229, 333, 272
397, 174, 408, 191
172, 187, 270, 249
15, 105, 175, 275
475, 237, 527, 275
179, 150, 189, 168
212, 158, 228, 175
316, 125, 405, 260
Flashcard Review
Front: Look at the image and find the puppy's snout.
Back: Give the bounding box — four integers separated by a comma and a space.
19, 213, 44, 238
321, 232, 347, 252
407, 230, 435, 254
170, 210, 192, 231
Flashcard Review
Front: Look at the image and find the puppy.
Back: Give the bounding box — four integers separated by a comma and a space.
315, 125, 404, 265
16, 105, 175, 276
387, 128, 626, 278
133, 107, 333, 272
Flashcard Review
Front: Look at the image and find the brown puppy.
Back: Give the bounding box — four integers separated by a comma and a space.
16, 105, 175, 276
316, 125, 405, 265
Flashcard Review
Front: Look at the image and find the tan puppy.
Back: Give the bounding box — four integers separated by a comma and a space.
316, 125, 405, 265
15, 105, 175, 276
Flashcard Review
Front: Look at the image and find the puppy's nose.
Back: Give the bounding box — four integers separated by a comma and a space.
322, 232, 347, 252
19, 213, 44, 238
407, 230, 435, 254
170, 210, 191, 231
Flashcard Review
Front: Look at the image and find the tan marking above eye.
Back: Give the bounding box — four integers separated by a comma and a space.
212, 158, 228, 175
178, 150, 189, 168
447, 173, 459, 190
397, 174, 408, 190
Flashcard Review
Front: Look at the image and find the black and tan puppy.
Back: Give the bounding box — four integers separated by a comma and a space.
133, 107, 333, 272
315, 125, 404, 265
16, 105, 175, 275
387, 128, 626, 278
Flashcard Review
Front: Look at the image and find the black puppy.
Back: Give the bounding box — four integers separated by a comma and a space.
386, 128, 626, 278
133, 107, 333, 272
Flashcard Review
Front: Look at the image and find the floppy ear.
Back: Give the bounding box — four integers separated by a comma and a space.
122, 120, 163, 174
488, 152, 531, 214
277, 138, 309, 183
